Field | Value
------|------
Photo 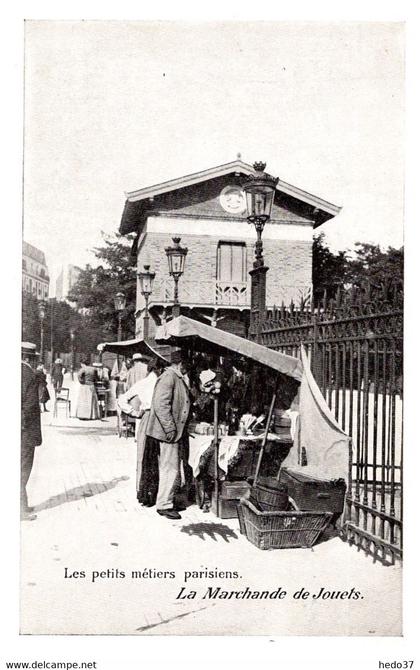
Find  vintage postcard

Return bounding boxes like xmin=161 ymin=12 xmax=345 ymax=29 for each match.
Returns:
xmin=17 ymin=19 xmax=407 ymax=647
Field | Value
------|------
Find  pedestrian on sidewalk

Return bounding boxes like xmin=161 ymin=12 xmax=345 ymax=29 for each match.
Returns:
xmin=147 ymin=350 xmax=191 ymax=520
xmin=117 ymin=357 xmax=166 ymax=506
xmin=21 ymin=342 xmax=42 ymax=521
xmin=75 ymin=359 xmax=100 ymax=420
xmin=35 ymin=363 xmax=50 ymax=412
xmin=51 ymin=358 xmax=64 ymax=394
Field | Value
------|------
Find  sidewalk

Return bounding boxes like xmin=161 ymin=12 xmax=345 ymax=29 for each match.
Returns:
xmin=20 ymin=374 xmax=402 ymax=636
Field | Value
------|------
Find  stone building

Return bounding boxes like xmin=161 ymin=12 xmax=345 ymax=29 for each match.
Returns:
xmin=22 ymin=241 xmax=50 ymax=300
xmin=55 ymin=264 xmax=82 ymax=302
xmin=119 ymin=159 xmax=340 ymax=338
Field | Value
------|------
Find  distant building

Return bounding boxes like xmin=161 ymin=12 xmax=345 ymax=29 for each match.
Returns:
xmin=22 ymin=241 xmax=50 ymax=300
xmin=55 ymin=264 xmax=82 ymax=301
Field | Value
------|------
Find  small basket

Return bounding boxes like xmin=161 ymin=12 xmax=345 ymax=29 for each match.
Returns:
xmin=253 ymin=480 xmax=289 ymax=511
xmin=237 ymin=497 xmax=332 ymax=550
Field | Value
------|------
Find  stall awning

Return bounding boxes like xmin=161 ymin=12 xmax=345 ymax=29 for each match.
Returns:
xmin=97 ymin=337 xmax=168 ymax=361
xmin=154 ymin=316 xmax=302 ymax=381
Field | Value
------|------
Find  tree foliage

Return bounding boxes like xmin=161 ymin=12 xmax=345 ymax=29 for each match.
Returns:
xmin=312 ymin=234 xmax=404 ymax=302
xmin=312 ymin=233 xmax=349 ymax=301
xmin=68 ymin=232 xmax=137 ymax=342
xmin=21 ymin=292 xmax=101 ymax=359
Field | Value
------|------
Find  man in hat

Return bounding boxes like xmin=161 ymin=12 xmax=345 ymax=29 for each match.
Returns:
xmin=147 ymin=350 xmax=191 ymax=519
xmin=117 ymin=357 xmax=166 ymax=504
xmin=126 ymin=353 xmax=149 ymax=389
xmin=21 ymin=342 xmax=42 ymax=521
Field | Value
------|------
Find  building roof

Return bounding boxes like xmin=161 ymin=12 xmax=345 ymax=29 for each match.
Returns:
xmin=22 ymin=241 xmax=47 ymax=266
xmin=120 ymin=159 xmax=341 ymax=235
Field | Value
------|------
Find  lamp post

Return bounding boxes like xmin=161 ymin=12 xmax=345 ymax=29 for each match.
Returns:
xmin=138 ymin=264 xmax=156 ymax=340
xmin=69 ymin=328 xmax=75 ymax=380
xmin=243 ymin=161 xmax=278 ymax=342
xmin=114 ymin=292 xmax=126 ymax=341
xmin=38 ymin=300 xmax=46 ymax=364
xmin=165 ymin=236 xmax=188 ymax=318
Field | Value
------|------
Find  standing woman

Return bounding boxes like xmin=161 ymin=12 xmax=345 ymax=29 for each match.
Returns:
xmin=76 ymin=358 xmax=100 ymax=420
xmin=35 ymin=363 xmax=50 ymax=412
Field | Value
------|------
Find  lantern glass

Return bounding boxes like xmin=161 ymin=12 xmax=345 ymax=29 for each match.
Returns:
xmin=141 ymin=275 xmax=152 ymax=294
xmin=114 ymin=292 xmax=126 ymax=311
xmin=138 ymin=265 xmax=155 ymax=296
xmin=243 ymin=161 xmax=278 ymax=224
xmin=245 ymin=184 xmax=276 ymax=222
xmin=165 ymin=237 xmax=188 ymax=277
xmin=38 ymin=301 xmax=46 ymax=320
xmin=170 ymin=253 xmax=184 ymax=275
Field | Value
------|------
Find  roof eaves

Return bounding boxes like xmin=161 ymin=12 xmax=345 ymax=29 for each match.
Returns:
xmin=125 ymin=160 xmax=253 ymax=202
xmin=124 ymin=159 xmax=341 ymax=218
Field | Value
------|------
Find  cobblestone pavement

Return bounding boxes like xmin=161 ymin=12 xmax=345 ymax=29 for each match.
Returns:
xmin=20 ymin=375 xmax=402 ymax=636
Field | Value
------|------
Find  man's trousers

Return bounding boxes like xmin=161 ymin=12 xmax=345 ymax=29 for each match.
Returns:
xmin=156 ymin=442 xmax=180 ymax=510
xmin=21 ymin=443 xmax=35 ymax=513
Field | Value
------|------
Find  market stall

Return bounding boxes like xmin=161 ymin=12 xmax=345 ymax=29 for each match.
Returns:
xmin=154 ymin=316 xmax=350 ymax=529
xmin=97 ymin=337 xmax=168 ymax=360
xmin=97 ymin=337 xmax=169 ymax=433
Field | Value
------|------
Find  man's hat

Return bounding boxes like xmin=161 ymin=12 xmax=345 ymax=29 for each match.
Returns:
xmin=133 ymin=353 xmax=149 ymax=362
xmin=92 ymin=362 xmax=103 ymax=368
xmin=21 ymin=342 xmax=37 ymax=355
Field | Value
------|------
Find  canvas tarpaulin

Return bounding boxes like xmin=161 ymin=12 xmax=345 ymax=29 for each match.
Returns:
xmin=154 ymin=315 xmax=303 ymax=381
xmin=281 ymin=347 xmax=351 ymax=486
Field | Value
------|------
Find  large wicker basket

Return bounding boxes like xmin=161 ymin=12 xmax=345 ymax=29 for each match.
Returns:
xmin=237 ymin=497 xmax=332 ymax=550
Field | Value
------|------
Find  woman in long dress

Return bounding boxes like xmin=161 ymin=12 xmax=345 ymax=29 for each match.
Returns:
xmin=76 ymin=359 xmax=100 ymax=420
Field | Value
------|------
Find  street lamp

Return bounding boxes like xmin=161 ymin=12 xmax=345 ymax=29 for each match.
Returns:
xmin=165 ymin=236 xmax=188 ymax=318
xmin=243 ymin=161 xmax=278 ymax=342
xmin=138 ymin=264 xmax=155 ymax=340
xmin=69 ymin=328 xmax=75 ymax=380
xmin=114 ymin=291 xmax=126 ymax=341
xmin=38 ymin=300 xmax=47 ymax=363
xmin=243 ymin=161 xmax=279 ymax=267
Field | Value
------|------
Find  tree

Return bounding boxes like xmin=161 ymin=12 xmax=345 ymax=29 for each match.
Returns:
xmin=68 ymin=232 xmax=137 ymax=343
xmin=312 ymin=235 xmax=404 ymax=303
xmin=312 ymin=233 xmax=349 ymax=301
xmin=22 ymin=291 xmax=42 ymax=346
xmin=21 ymin=293 xmax=101 ymax=359
xmin=345 ymin=243 xmax=404 ymax=291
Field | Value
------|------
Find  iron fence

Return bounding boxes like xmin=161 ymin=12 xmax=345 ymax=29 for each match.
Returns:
xmin=249 ymin=282 xmax=403 ymax=564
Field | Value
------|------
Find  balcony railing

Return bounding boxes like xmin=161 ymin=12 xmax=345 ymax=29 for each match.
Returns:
xmin=148 ymin=279 xmax=312 ymax=310
xmin=150 ymin=278 xmax=250 ymax=307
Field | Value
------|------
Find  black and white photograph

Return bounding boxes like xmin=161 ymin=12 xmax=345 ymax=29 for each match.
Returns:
xmin=4 ymin=9 xmax=418 ymax=665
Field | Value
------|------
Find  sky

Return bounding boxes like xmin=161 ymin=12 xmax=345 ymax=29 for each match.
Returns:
xmin=23 ymin=21 xmax=404 ymax=291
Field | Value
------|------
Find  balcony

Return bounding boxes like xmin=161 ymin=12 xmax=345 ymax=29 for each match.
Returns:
xmin=150 ymin=278 xmax=250 ymax=309
xmin=148 ymin=279 xmax=312 ymax=310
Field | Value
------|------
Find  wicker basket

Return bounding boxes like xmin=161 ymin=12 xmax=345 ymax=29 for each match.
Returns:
xmin=237 ymin=497 xmax=332 ymax=550
xmin=253 ymin=480 xmax=289 ymax=511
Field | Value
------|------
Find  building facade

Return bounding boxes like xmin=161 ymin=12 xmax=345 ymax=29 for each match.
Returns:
xmin=55 ymin=264 xmax=82 ymax=301
xmin=22 ymin=241 xmax=50 ymax=300
xmin=119 ymin=159 xmax=341 ymax=338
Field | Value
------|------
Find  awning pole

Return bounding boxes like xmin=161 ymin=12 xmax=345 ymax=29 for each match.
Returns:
xmin=213 ymin=395 xmax=220 ymax=515
xmin=253 ymin=376 xmax=279 ymax=486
